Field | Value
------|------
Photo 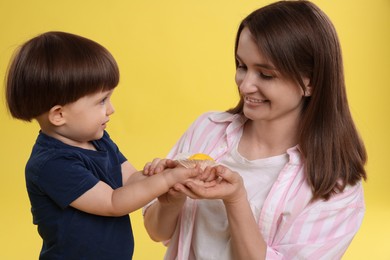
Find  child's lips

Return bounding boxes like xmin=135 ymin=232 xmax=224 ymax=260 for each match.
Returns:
xmin=102 ymin=120 xmax=109 ymax=127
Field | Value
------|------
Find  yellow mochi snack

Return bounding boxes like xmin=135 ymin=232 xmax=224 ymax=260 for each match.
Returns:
xmin=188 ymin=153 xmax=215 ymax=161
xmin=176 ymin=153 xmax=216 ymax=170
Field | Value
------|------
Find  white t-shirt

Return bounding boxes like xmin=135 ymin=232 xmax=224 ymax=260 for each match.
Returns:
xmin=190 ymin=143 xmax=288 ymax=260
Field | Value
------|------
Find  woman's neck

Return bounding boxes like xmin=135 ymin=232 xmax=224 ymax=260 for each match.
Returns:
xmin=238 ymin=119 xmax=299 ymax=160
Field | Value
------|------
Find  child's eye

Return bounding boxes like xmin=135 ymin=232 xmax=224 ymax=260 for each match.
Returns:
xmin=100 ymin=97 xmax=108 ymax=104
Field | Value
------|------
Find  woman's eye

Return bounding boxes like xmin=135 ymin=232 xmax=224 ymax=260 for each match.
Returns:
xmin=259 ymin=72 xmax=274 ymax=80
xmin=237 ymin=64 xmax=246 ymax=70
xmin=236 ymin=60 xmax=246 ymax=70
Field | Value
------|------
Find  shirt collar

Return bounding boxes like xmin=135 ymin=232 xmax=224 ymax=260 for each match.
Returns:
xmin=209 ymin=112 xmax=303 ymax=164
xmin=208 ymin=111 xmax=245 ymax=123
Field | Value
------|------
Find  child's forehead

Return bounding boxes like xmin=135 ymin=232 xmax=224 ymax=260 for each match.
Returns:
xmin=91 ymin=88 xmax=115 ymax=97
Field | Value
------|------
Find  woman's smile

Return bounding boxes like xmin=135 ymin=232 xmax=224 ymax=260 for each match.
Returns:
xmin=244 ymin=96 xmax=269 ymax=105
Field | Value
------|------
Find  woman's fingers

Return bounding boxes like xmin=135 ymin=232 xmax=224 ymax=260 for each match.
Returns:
xmin=181 ymin=165 xmax=245 ymax=201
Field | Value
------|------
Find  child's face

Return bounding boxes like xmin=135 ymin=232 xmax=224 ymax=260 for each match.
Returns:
xmin=59 ymin=89 xmax=115 ymax=147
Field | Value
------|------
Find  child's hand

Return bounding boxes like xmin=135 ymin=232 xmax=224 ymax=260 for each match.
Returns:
xmin=143 ymin=158 xmax=179 ymax=176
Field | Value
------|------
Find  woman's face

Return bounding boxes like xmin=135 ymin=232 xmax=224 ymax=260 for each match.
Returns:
xmin=235 ymin=27 xmax=310 ymax=125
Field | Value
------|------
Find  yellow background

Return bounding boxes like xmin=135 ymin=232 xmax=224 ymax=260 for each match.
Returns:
xmin=0 ymin=0 xmax=389 ymax=259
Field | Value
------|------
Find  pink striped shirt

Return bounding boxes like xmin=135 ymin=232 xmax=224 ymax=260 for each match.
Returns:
xmin=148 ymin=111 xmax=365 ymax=260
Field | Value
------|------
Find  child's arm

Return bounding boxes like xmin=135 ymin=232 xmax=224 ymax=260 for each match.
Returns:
xmin=69 ymin=162 xmax=200 ymax=217
xmin=121 ymin=160 xmax=138 ymax=185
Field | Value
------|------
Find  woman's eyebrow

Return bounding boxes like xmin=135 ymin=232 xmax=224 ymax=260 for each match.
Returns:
xmin=235 ymin=54 xmax=277 ymax=70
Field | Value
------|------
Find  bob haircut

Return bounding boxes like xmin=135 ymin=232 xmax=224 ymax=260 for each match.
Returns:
xmin=5 ymin=31 xmax=119 ymax=121
xmin=228 ymin=0 xmax=367 ymax=201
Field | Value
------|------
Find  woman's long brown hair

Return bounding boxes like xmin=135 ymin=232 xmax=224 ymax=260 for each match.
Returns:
xmin=228 ymin=1 xmax=367 ymax=201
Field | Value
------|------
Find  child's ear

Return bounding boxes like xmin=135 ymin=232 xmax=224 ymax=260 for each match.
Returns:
xmin=48 ymin=105 xmax=66 ymax=126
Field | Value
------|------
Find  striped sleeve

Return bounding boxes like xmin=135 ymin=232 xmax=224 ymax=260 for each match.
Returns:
xmin=265 ymin=182 xmax=365 ymax=259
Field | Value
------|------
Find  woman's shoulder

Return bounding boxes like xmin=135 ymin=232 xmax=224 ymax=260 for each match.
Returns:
xmin=184 ymin=112 xmax=247 ymax=142
xmin=193 ymin=111 xmax=243 ymax=125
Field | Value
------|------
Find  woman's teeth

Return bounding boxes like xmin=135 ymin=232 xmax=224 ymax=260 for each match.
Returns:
xmin=245 ymin=97 xmax=267 ymax=103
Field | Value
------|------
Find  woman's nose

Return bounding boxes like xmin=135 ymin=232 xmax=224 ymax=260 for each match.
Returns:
xmin=237 ymin=72 xmax=257 ymax=93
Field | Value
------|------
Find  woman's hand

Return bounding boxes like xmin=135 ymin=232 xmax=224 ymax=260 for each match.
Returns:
xmin=177 ymin=165 xmax=247 ymax=203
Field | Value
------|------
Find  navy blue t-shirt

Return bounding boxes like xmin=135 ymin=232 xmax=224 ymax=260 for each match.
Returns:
xmin=25 ymin=131 xmax=134 ymax=259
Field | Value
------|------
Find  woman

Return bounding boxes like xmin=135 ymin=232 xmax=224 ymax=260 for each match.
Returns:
xmin=143 ymin=1 xmax=367 ymax=259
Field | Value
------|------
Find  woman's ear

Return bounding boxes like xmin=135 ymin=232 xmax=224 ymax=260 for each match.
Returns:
xmin=303 ymin=77 xmax=312 ymax=97
xmin=48 ymin=105 xmax=66 ymax=126
xmin=304 ymin=86 xmax=312 ymax=97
